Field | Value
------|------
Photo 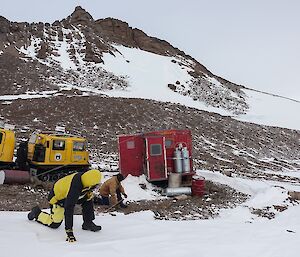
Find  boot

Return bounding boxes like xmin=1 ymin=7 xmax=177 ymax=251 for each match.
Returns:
xmin=82 ymin=221 xmax=102 ymax=232
xmin=93 ymin=196 xmax=103 ymax=205
xmin=119 ymin=202 xmax=128 ymax=208
xmin=27 ymin=206 xmax=41 ymax=220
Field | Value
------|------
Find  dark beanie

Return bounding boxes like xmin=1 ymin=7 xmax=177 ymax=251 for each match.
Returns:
xmin=117 ymin=173 xmax=124 ymax=182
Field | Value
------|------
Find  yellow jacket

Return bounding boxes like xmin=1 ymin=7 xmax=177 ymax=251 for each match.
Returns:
xmin=49 ymin=169 xmax=102 ymax=205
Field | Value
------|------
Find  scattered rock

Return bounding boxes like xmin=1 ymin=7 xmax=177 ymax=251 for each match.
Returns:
xmin=174 ymin=194 xmax=189 ymax=201
xmin=168 ymin=83 xmax=176 ymax=91
xmin=288 ymin=191 xmax=300 ymax=200
xmin=222 ymin=170 xmax=232 ymax=177
xmin=139 ymin=183 xmax=147 ymax=190
xmin=273 ymin=205 xmax=288 ymax=212
xmin=286 ymin=230 xmax=296 ymax=233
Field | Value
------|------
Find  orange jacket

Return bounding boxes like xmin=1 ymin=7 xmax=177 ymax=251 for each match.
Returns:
xmin=99 ymin=176 xmax=125 ymax=205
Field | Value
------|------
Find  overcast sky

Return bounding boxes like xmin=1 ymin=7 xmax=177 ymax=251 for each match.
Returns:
xmin=1 ymin=0 xmax=300 ymax=100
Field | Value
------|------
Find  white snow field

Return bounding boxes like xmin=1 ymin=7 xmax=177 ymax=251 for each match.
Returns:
xmin=1 ymin=170 xmax=300 ymax=257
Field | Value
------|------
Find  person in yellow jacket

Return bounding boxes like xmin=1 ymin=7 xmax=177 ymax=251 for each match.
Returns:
xmin=99 ymin=173 xmax=128 ymax=208
xmin=27 ymin=169 xmax=102 ymax=242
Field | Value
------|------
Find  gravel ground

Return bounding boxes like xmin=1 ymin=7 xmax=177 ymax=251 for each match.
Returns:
xmin=0 ymin=180 xmax=249 ymax=220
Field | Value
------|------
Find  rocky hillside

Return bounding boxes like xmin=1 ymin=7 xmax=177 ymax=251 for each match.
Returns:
xmin=0 ymin=6 xmax=300 ymax=183
xmin=1 ymin=95 xmax=300 ymax=183
xmin=0 ymin=6 xmax=247 ymax=115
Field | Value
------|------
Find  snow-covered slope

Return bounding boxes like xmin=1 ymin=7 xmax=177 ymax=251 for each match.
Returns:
xmin=1 ymin=7 xmax=299 ymax=130
xmin=99 ymin=45 xmax=300 ymax=131
xmin=16 ymin=37 xmax=300 ymax=130
xmin=238 ymin=89 xmax=300 ymax=130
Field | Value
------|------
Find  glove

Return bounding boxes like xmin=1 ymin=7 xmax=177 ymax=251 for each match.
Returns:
xmin=123 ymin=193 xmax=128 ymax=198
xmin=66 ymin=229 xmax=77 ymax=242
xmin=86 ymin=191 xmax=94 ymax=201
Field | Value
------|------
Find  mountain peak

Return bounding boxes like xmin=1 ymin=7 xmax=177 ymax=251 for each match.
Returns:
xmin=67 ymin=6 xmax=94 ymax=25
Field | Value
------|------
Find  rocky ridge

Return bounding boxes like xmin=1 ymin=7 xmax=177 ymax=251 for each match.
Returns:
xmin=0 ymin=6 xmax=247 ymax=115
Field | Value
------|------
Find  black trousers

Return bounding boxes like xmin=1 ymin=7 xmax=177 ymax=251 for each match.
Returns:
xmin=82 ymin=199 xmax=95 ymax=222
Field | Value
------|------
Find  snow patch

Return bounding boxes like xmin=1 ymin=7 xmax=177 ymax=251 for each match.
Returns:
xmin=122 ymin=175 xmax=162 ymax=201
xmin=0 ymin=171 xmax=5 ymax=184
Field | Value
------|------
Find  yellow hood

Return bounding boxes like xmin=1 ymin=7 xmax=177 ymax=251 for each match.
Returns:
xmin=81 ymin=169 xmax=102 ymax=188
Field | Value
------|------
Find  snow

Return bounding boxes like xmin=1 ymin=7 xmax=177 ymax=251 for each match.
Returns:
xmin=0 ymin=171 xmax=4 ymax=184
xmin=99 ymin=45 xmax=231 ymax=117
xmin=19 ymin=37 xmax=42 ymax=59
xmin=50 ymin=28 xmax=78 ymax=71
xmin=98 ymin=45 xmax=300 ymax=131
xmin=99 ymin=174 xmax=162 ymax=201
xmin=1 ymin=170 xmax=300 ymax=257
xmin=262 ymin=169 xmax=300 ymax=180
xmin=238 ymin=89 xmax=300 ymax=130
xmin=121 ymin=175 xmax=162 ymax=201
xmin=0 ymin=91 xmax=58 ymax=101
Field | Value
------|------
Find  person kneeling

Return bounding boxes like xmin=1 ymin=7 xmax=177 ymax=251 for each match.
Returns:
xmin=98 ymin=173 xmax=128 ymax=208
xmin=27 ymin=169 xmax=102 ymax=242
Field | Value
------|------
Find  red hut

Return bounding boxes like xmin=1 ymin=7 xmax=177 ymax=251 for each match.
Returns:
xmin=118 ymin=129 xmax=194 ymax=184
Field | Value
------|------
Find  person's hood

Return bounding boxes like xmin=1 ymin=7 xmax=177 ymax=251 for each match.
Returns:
xmin=81 ymin=169 xmax=102 ymax=188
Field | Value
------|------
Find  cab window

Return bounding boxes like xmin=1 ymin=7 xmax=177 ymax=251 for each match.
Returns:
xmin=52 ymin=140 xmax=65 ymax=150
xmin=73 ymin=141 xmax=85 ymax=151
xmin=0 ymin=132 xmax=3 ymax=144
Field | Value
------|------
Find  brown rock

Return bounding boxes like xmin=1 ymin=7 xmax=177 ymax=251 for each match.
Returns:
xmin=222 ymin=170 xmax=232 ymax=177
xmin=95 ymin=18 xmax=134 ymax=46
xmin=288 ymin=191 xmax=300 ymax=200
xmin=36 ymin=41 xmax=49 ymax=59
xmin=168 ymin=84 xmax=176 ymax=92
xmin=52 ymin=20 xmax=61 ymax=27
xmin=68 ymin=6 xmax=93 ymax=25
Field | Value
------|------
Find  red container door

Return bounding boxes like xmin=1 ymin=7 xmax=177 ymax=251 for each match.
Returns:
xmin=145 ymin=136 xmax=167 ymax=181
xmin=118 ymin=135 xmax=143 ymax=177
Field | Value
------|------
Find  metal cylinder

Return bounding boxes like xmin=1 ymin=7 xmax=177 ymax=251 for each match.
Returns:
xmin=182 ymin=147 xmax=190 ymax=172
xmin=191 ymin=177 xmax=205 ymax=196
xmin=168 ymin=173 xmax=182 ymax=188
xmin=3 ymin=170 xmax=31 ymax=184
xmin=165 ymin=187 xmax=192 ymax=197
xmin=174 ymin=147 xmax=183 ymax=173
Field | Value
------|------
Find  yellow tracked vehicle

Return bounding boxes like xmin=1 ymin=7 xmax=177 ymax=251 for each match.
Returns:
xmin=25 ymin=131 xmax=90 ymax=181
xmin=1 ymin=123 xmax=90 ymax=181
